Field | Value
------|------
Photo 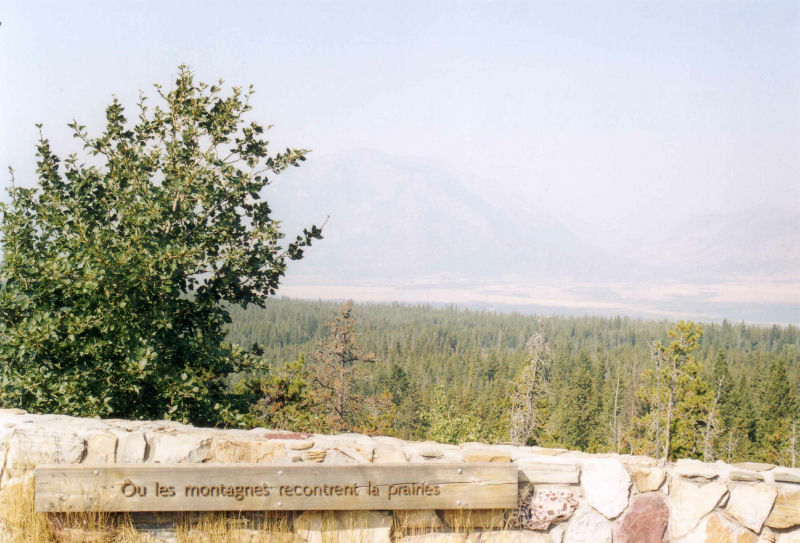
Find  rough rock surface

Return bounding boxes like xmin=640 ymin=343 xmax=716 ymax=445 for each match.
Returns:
xmin=614 ymin=493 xmax=668 ymax=543
xmin=4 ymin=422 xmax=86 ymax=481
xmin=463 ymin=449 xmax=512 ymax=463
xmin=725 ymin=483 xmax=778 ymax=533
xmin=116 ymin=431 xmax=147 ymax=463
xmin=207 ymin=438 xmax=286 ymax=464
xmin=777 ymin=531 xmax=800 ymax=543
xmin=668 ymin=479 xmax=728 ymax=540
xmin=471 ymin=531 xmax=552 ymax=543
xmin=563 ymin=506 xmax=612 ymax=543
xmin=549 ymin=524 xmax=565 ymax=543
xmin=767 ymin=489 xmax=800 ymax=529
xmin=0 ymin=410 xmax=797 ymax=543
xmin=733 ymin=462 xmax=775 ymax=472
xmin=145 ymin=433 xmax=211 ymax=464
xmin=581 ymin=458 xmax=630 ymax=519
xmin=774 ymin=471 xmax=800 ymax=484
xmin=674 ymin=459 xmax=721 ymax=480
xmin=398 ymin=535 xmax=467 ymax=543
xmin=630 ymin=466 xmax=666 ymax=492
xmin=517 ymin=462 xmax=580 ymax=484
xmin=84 ymin=432 xmax=117 ymax=464
xmin=518 ymin=487 xmax=578 ymax=530
xmin=677 ymin=512 xmax=757 ymax=543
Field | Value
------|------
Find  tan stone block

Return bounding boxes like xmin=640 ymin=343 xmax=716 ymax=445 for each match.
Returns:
xmin=733 ymin=462 xmax=775 ymax=472
xmin=667 ymin=479 xmax=728 ymax=540
xmin=397 ymin=535 xmax=467 ymax=543
xmin=726 ymin=483 xmax=777 ymax=533
xmin=470 ymin=531 xmax=552 ymax=543
xmin=208 ymin=439 xmax=286 ymax=464
xmin=463 ymin=449 xmax=512 ymax=463
xmin=774 ymin=471 xmax=800 ymax=484
xmin=629 ymin=466 xmax=665 ymax=492
xmin=679 ymin=512 xmax=757 ymax=543
xmin=84 ymin=433 xmax=117 ymax=464
xmin=759 ymin=527 xmax=777 ymax=543
xmin=767 ymin=489 xmax=800 ymax=529
xmin=182 ymin=527 xmax=295 ymax=542
xmin=777 ymin=528 xmax=800 ymax=543
xmin=444 ymin=509 xmax=507 ymax=530
xmin=729 ymin=471 xmax=764 ymax=482
xmin=116 ymin=431 xmax=147 ymax=463
xmin=4 ymin=425 xmax=86 ymax=478
xmin=516 ymin=462 xmax=580 ymax=484
xmin=674 ymin=458 xmax=720 ymax=480
xmin=374 ymin=448 xmax=409 ymax=463
xmin=289 ymin=440 xmax=314 ymax=451
xmin=527 ymin=447 xmax=567 ymax=456
xmin=421 ymin=449 xmax=444 ymax=459
xmin=145 ymin=433 xmax=211 ymax=464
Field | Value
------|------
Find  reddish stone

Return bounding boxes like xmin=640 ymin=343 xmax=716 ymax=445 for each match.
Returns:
xmin=614 ymin=493 xmax=668 ymax=543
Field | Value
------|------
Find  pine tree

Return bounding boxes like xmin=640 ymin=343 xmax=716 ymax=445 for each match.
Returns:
xmin=634 ymin=321 xmax=714 ymax=460
xmin=308 ymin=300 xmax=391 ymax=433
xmin=555 ymin=351 xmax=597 ymax=451
xmin=758 ymin=357 xmax=798 ymax=464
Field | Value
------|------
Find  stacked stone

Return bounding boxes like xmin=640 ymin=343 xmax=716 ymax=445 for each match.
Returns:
xmin=0 ymin=409 xmax=799 ymax=542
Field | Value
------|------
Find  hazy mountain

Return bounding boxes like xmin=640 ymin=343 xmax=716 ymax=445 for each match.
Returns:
xmin=270 ymin=150 xmax=629 ymax=283
xmin=262 ymin=150 xmax=797 ymax=323
xmin=620 ymin=206 xmax=800 ymax=281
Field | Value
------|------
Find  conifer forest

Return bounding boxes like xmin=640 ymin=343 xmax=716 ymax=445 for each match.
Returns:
xmin=227 ymin=298 xmax=800 ymax=466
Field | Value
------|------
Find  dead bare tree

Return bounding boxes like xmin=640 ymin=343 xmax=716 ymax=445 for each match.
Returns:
xmin=649 ymin=341 xmax=665 ymax=459
xmin=611 ymin=365 xmax=621 ymax=454
xmin=703 ymin=377 xmax=724 ymax=462
xmin=508 ymin=322 xmax=551 ymax=446
xmin=309 ymin=300 xmax=377 ymax=432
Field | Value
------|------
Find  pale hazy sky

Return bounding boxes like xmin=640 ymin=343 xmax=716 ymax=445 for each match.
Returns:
xmin=1 ymin=1 xmax=798 ymax=231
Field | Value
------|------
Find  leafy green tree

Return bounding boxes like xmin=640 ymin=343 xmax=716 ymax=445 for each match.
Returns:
xmin=422 ymin=385 xmax=481 ymax=444
xmin=0 ymin=66 xmax=322 ymax=425
xmin=238 ymin=355 xmax=320 ymax=432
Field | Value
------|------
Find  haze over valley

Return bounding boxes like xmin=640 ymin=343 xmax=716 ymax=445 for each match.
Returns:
xmin=273 ymin=150 xmax=799 ymax=324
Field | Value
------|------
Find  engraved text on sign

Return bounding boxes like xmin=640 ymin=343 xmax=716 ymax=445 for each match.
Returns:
xmin=35 ymin=464 xmax=518 ymax=512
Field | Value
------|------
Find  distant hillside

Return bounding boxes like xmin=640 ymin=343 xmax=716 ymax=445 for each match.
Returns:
xmin=271 ymin=150 xmax=630 ymax=282
xmin=264 ymin=150 xmax=798 ymax=324
xmin=618 ymin=206 xmax=800 ymax=281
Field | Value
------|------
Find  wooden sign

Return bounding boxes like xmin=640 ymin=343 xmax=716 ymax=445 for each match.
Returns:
xmin=35 ymin=464 xmax=518 ymax=512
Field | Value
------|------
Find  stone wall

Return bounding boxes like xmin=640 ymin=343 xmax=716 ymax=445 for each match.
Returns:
xmin=1 ymin=409 xmax=799 ymax=542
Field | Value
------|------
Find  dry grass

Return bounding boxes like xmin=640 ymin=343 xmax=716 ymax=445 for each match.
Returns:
xmin=0 ymin=483 xmax=295 ymax=543
xmin=0 ymin=479 xmax=56 ymax=542
xmin=0 ymin=483 xmax=509 ymax=542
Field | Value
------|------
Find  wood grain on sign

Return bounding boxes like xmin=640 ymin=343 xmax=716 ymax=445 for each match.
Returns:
xmin=35 ymin=464 xmax=518 ymax=512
